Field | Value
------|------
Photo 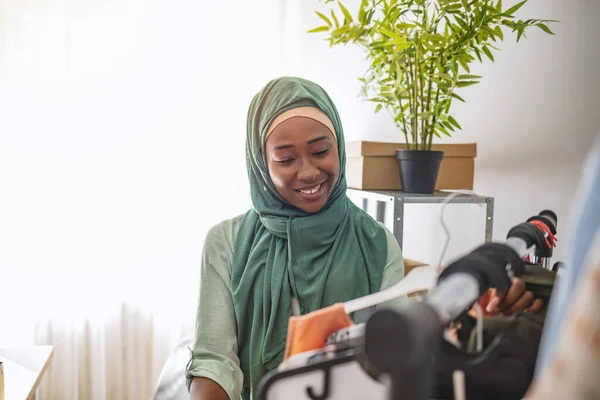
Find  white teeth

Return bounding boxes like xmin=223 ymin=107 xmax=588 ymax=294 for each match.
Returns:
xmin=299 ymin=183 xmax=321 ymax=194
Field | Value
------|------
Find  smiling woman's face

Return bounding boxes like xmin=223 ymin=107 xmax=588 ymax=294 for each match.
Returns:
xmin=265 ymin=116 xmax=340 ymax=214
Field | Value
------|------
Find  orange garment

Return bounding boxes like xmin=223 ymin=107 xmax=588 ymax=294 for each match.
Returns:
xmin=284 ymin=303 xmax=354 ymax=359
xmin=477 ymin=289 xmax=495 ymax=317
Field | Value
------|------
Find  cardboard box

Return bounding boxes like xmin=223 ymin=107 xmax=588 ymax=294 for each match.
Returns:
xmin=346 ymin=141 xmax=477 ymax=190
xmin=404 ymin=258 xmax=427 ymax=276
xmin=404 ymin=258 xmax=429 ymax=299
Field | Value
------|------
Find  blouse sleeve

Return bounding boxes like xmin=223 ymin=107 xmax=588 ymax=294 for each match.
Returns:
xmin=185 ymin=220 xmax=244 ymax=400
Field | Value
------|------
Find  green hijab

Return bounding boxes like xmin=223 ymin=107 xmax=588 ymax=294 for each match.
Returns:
xmin=231 ymin=77 xmax=387 ymax=399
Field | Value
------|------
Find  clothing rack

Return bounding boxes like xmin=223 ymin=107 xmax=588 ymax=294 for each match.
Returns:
xmin=258 ymin=209 xmax=558 ymax=400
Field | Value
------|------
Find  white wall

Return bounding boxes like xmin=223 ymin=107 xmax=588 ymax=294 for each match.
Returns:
xmin=0 ymin=0 xmax=284 ymax=345
xmin=282 ymin=0 xmax=600 ymax=264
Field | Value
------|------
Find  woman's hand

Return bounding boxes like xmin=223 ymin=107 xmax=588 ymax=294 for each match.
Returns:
xmin=485 ymin=277 xmax=544 ymax=316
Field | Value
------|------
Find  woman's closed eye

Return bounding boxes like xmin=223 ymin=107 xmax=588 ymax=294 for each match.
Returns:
xmin=275 ymin=157 xmax=295 ymax=165
xmin=313 ymin=148 xmax=329 ymax=157
xmin=273 ymin=146 xmax=330 ymax=165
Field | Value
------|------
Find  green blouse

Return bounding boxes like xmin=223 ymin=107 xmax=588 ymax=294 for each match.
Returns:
xmin=185 ymin=214 xmax=406 ymax=400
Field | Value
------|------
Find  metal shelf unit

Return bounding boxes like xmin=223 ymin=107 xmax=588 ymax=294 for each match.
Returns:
xmin=347 ymin=189 xmax=495 ymax=250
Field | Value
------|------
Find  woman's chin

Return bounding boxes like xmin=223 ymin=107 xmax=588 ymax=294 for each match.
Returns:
xmin=292 ymin=181 xmax=330 ymax=213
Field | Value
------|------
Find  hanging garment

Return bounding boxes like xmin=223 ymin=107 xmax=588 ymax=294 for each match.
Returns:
xmin=284 ymin=303 xmax=353 ymax=359
xmin=526 ymin=229 xmax=600 ymax=399
xmin=536 ymin=134 xmax=600 ymax=373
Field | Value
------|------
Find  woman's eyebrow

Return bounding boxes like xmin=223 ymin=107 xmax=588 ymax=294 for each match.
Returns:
xmin=307 ymin=136 xmax=329 ymax=145
xmin=273 ymin=144 xmax=294 ymax=151
xmin=273 ymin=136 xmax=330 ymax=151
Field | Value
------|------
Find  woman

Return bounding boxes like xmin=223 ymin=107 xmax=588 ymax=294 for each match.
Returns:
xmin=186 ymin=77 xmax=541 ymax=400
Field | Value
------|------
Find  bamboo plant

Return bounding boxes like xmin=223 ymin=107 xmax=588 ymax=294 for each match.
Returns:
xmin=310 ymin=0 xmax=556 ymax=150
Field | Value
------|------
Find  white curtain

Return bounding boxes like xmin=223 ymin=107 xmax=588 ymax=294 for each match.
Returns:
xmin=0 ymin=0 xmax=284 ymax=398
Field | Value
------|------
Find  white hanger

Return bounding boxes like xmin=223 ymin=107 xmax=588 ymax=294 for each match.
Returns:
xmin=450 ymin=291 xmax=484 ymax=400
xmin=344 ymin=264 xmax=438 ymax=313
xmin=453 ymin=370 xmax=466 ymax=400
xmin=344 ymin=190 xmax=486 ymax=314
xmin=436 ymin=190 xmax=486 ymax=271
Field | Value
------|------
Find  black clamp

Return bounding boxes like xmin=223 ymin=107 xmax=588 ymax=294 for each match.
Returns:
xmin=438 ymin=242 xmax=525 ymax=296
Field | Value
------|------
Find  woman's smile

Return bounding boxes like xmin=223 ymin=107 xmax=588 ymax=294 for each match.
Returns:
xmin=295 ymin=179 xmax=328 ymax=199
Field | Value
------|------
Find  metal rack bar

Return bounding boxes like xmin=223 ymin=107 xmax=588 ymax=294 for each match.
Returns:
xmin=347 ymin=189 xmax=495 ymax=251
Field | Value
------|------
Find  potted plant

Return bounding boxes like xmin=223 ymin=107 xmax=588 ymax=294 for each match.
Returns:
xmin=310 ymin=0 xmax=556 ymax=193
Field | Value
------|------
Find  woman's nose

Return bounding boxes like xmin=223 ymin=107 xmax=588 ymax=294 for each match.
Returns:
xmin=297 ymin=159 xmax=320 ymax=182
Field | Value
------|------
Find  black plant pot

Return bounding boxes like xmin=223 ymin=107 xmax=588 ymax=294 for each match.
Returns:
xmin=395 ymin=150 xmax=444 ymax=194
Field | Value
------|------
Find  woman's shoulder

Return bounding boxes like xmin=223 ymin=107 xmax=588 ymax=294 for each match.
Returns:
xmin=201 ymin=213 xmax=251 ymax=277
xmin=205 ymin=212 xmax=249 ymax=251
xmin=376 ymin=221 xmax=397 ymax=244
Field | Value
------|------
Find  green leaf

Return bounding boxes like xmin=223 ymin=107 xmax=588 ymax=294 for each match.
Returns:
xmin=308 ymin=26 xmax=330 ymax=33
xmin=358 ymin=0 xmax=367 ymax=24
xmin=503 ymin=0 xmax=527 ymax=16
xmin=455 ymin=16 xmax=467 ymax=27
xmin=387 ymin=40 xmax=411 ymax=51
xmin=536 ymin=23 xmax=555 ymax=35
xmin=459 ymin=74 xmax=482 ymax=79
xmin=315 ymin=11 xmax=332 ymax=27
xmin=496 ymin=0 xmax=502 ymax=12
xmin=494 ymin=25 xmax=504 ymax=40
xmin=458 ymin=57 xmax=470 ymax=72
xmin=375 ymin=103 xmax=383 ymax=113
xmin=482 ymin=45 xmax=495 ymax=61
xmin=331 ymin=10 xmax=340 ymax=27
xmin=456 ymin=80 xmax=479 ymax=87
xmin=366 ymin=9 xmax=374 ymax=24
xmin=379 ymin=28 xmax=400 ymax=39
xmin=437 ymin=125 xmax=452 ymax=137
xmin=387 ymin=36 xmax=409 ymax=45
xmin=429 ymin=33 xmax=446 ymax=43
xmin=443 ymin=121 xmax=456 ymax=132
xmin=398 ymin=22 xmax=417 ymax=29
xmin=448 ymin=115 xmax=462 ymax=129
xmin=517 ymin=28 xmax=524 ymax=42
xmin=483 ymin=26 xmax=498 ymax=41
xmin=338 ymin=1 xmax=353 ymax=23
xmin=451 ymin=92 xmax=466 ymax=102
xmin=444 ymin=3 xmax=462 ymax=11
xmin=474 ymin=47 xmax=483 ymax=62
xmin=369 ymin=40 xmax=387 ymax=49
